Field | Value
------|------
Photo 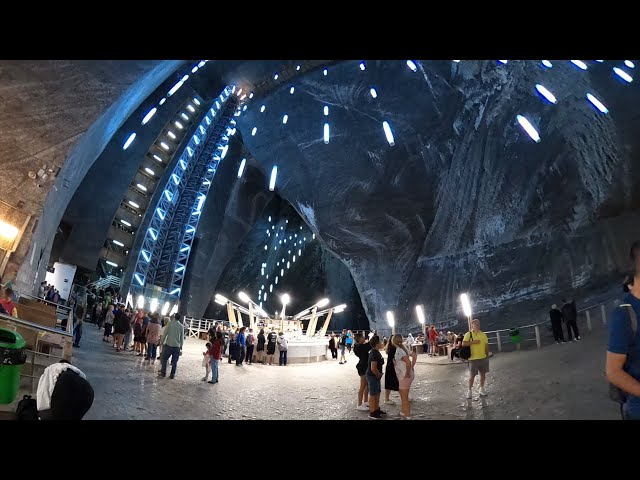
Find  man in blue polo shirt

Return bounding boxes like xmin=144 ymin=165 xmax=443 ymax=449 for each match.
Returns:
xmin=607 ymin=271 xmax=640 ymax=420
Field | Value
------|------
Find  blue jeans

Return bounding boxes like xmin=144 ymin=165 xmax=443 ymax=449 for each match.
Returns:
xmin=147 ymin=343 xmax=157 ymax=360
xmin=279 ymin=350 xmax=288 ymax=366
xmin=161 ymin=345 xmax=181 ymax=377
xmin=366 ymin=374 xmax=381 ymax=395
xmin=73 ymin=323 xmax=83 ymax=346
xmin=210 ymin=358 xmax=219 ymax=383
xmin=124 ymin=330 xmax=132 ymax=349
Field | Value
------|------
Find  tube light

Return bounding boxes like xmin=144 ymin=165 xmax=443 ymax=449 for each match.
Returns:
xmin=149 ymin=227 xmax=158 ymax=241
xmin=145 ymin=167 xmax=155 ymax=175
xmin=161 ymin=301 xmax=171 ymax=315
xmin=112 ymin=240 xmax=124 ymax=247
xmin=160 ymin=142 xmax=170 ymax=151
xmin=316 ymin=298 xmax=330 ymax=308
xmin=613 ymin=67 xmax=633 ymax=83
xmin=181 ymin=113 xmax=189 ymax=121
xmin=159 ymin=98 xmax=166 ymax=105
xmin=221 ymin=145 xmax=229 ymax=159
xmin=274 ymin=73 xmax=279 ymax=80
xmin=324 ymin=123 xmax=329 ymax=144
xmin=214 ymin=298 xmax=226 ymax=306
xmin=239 ymin=291 xmax=250 ymax=303
xmin=193 ymin=98 xmax=201 ymax=106
xmin=174 ymin=121 xmax=183 ymax=129
xmin=128 ymin=200 xmax=139 ymax=209
xmin=541 ymin=60 xmax=552 ymax=68
xmin=535 ymin=84 xmax=557 ymax=104
xmin=282 ymin=114 xmax=288 ymax=124
xmin=164 ymin=190 xmax=172 ymax=201
xmin=141 ymin=250 xmax=150 ymax=262
xmin=516 ymin=115 xmax=541 ymax=142
xmin=187 ymin=104 xmax=195 ymax=113
xmin=296 ymin=65 xmax=301 ymax=70
xmin=386 ymin=311 xmax=395 ymax=327
xmin=156 ymin=208 xmax=165 ymax=220
xmin=625 ymin=60 xmax=635 ymax=69
xmin=123 ymin=133 xmax=136 ymax=150
xmin=252 ymin=127 xmax=257 ymax=136
xmin=106 ymin=260 xmax=118 ymax=267
xmin=179 ymin=159 xmax=187 ymax=170
xmin=586 ymin=93 xmax=608 ymax=113
xmin=406 ymin=60 xmax=417 ymax=72
xmin=142 ymin=107 xmax=157 ymax=125
xmin=570 ymin=60 xmax=588 ymax=70
xmin=249 ymin=93 xmax=254 ymax=99
xmin=167 ymin=80 xmax=183 ymax=96
xmin=120 ymin=219 xmax=131 ymax=227
xmin=498 ymin=60 xmax=508 ymax=64
xmin=237 ymin=158 xmax=246 ymax=178
xmin=334 ymin=304 xmax=347 ymax=313
xmin=181 ymin=75 xmax=188 ymax=82
xmin=370 ymin=88 xmax=377 ymax=98
xmin=137 ymin=295 xmax=145 ymax=309
xmin=360 ymin=62 xmax=365 ymax=70
xmin=290 ymin=87 xmax=295 ymax=94
xmin=260 ymin=105 xmax=266 ymax=113
xmin=136 ymin=183 xmax=147 ymax=192
xmin=324 ymin=105 xmax=329 ymax=116
xmin=134 ymin=273 xmax=144 ymax=285
xmin=323 ymin=69 xmax=328 ymax=76
xmin=460 ymin=293 xmax=472 ymax=317
xmin=240 ymin=95 xmax=246 ymax=100
xmin=281 ymin=293 xmax=290 ymax=305
xmin=269 ymin=166 xmax=277 ymax=191
xmin=416 ymin=305 xmax=425 ymax=324
xmin=215 ymin=294 xmax=229 ymax=304
xmin=167 ymin=131 xmax=176 ymax=140
xmin=382 ymin=121 xmax=395 ymax=146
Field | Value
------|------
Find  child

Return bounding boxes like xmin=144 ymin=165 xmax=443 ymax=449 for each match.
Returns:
xmin=202 ymin=342 xmax=212 ymax=381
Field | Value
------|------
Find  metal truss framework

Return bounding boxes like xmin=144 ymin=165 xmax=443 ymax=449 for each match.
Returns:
xmin=129 ymin=86 xmax=237 ymax=302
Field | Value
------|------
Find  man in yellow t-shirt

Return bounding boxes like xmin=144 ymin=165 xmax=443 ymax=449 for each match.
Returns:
xmin=462 ymin=319 xmax=489 ymax=399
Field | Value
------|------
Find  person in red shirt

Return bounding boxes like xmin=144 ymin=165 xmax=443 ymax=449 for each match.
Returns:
xmin=428 ymin=324 xmax=439 ymax=357
xmin=207 ymin=331 xmax=223 ymax=384
xmin=0 ymin=288 xmax=17 ymax=317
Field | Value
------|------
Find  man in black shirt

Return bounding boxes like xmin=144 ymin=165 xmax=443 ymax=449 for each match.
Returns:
xmin=353 ymin=333 xmax=371 ymax=411
xmin=266 ymin=329 xmax=278 ymax=365
xmin=549 ymin=304 xmax=565 ymax=344
xmin=561 ymin=298 xmax=580 ymax=342
xmin=365 ymin=336 xmax=386 ymax=419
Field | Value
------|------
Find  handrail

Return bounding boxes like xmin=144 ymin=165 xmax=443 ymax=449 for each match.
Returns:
xmin=0 ymin=312 xmax=73 ymax=337
xmin=17 ymin=292 xmax=72 ymax=312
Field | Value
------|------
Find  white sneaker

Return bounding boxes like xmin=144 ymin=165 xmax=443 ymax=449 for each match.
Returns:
xmin=479 ymin=387 xmax=488 ymax=396
xmin=466 ymin=389 xmax=473 ymax=399
xmin=384 ymin=399 xmax=396 ymax=405
xmin=363 ymin=402 xmax=370 ymax=408
xmin=356 ymin=404 xmax=369 ymax=411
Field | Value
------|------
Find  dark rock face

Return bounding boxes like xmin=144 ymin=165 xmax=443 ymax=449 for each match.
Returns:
xmin=228 ymin=60 xmax=640 ymax=332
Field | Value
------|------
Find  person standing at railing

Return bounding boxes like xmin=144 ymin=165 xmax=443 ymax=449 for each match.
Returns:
xmin=607 ymin=271 xmax=640 ymax=420
xmin=463 ymin=319 xmax=490 ymax=399
xmin=549 ymin=304 xmax=566 ymax=344
xmin=561 ymin=298 xmax=580 ymax=342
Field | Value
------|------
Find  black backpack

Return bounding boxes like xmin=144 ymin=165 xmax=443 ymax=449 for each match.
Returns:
xmin=16 ymin=395 xmax=39 ymax=420
xmin=459 ymin=332 xmax=472 ymax=360
xmin=609 ymin=304 xmax=637 ymax=404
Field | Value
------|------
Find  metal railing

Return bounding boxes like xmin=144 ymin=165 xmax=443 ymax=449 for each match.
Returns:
xmin=16 ymin=292 xmax=74 ymax=335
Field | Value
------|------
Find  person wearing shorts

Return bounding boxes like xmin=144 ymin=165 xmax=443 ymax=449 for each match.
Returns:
xmin=353 ymin=333 xmax=371 ymax=411
xmin=365 ymin=336 xmax=386 ymax=419
xmin=463 ymin=319 xmax=490 ymax=399
xmin=392 ymin=334 xmax=417 ymax=419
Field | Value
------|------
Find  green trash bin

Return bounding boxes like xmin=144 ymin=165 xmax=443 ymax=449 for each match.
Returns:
xmin=0 ymin=328 xmax=27 ymax=404
xmin=509 ymin=328 xmax=522 ymax=345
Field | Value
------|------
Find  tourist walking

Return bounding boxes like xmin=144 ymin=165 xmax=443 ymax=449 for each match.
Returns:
xmin=428 ymin=324 xmax=439 ymax=357
xmin=346 ymin=330 xmax=354 ymax=354
xmin=353 ymin=333 xmax=371 ymax=411
xmin=72 ymin=305 xmax=85 ymax=348
xmin=562 ymin=298 xmax=580 ymax=341
xmin=236 ymin=327 xmax=247 ymax=366
xmin=462 ymin=319 xmax=490 ymax=399
xmin=159 ymin=316 xmax=185 ymax=379
xmin=549 ymin=304 xmax=565 ymax=343
xmin=278 ymin=331 xmax=288 ymax=366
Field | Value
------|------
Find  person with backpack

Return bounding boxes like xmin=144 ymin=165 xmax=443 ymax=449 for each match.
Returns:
xmin=607 ymin=271 xmax=640 ymax=420
xmin=462 ymin=319 xmax=490 ymax=399
xmin=266 ymin=328 xmax=278 ymax=365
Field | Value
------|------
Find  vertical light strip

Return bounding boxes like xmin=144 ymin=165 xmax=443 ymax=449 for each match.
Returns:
xmin=269 ymin=166 xmax=278 ymax=191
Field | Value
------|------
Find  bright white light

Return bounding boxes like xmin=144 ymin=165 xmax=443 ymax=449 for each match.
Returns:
xmin=416 ymin=305 xmax=425 ymax=324
xmin=290 ymin=87 xmax=295 ymax=94
xmin=293 ymin=255 xmax=296 ymax=262
xmin=460 ymin=293 xmax=472 ymax=317
xmin=214 ymin=298 xmax=226 ymax=306
xmin=123 ymin=133 xmax=136 ymax=150
xmin=141 ymin=250 xmax=150 ymax=262
xmin=237 ymin=158 xmax=246 ymax=178
xmin=167 ymin=131 xmax=176 ymax=140
xmin=281 ymin=268 xmax=284 ymax=276
xmin=136 ymin=183 xmax=147 ymax=192
xmin=298 ymin=249 xmax=301 ymax=256
xmin=498 ymin=60 xmax=508 ymax=64
xmin=181 ymin=113 xmax=189 ymax=121
xmin=282 ymin=114 xmax=288 ymax=124
xmin=260 ymin=105 xmax=266 ymax=113
xmin=193 ymin=98 xmax=201 ymax=106
xmin=386 ymin=311 xmax=395 ymax=327
xmin=205 ymin=116 xmax=211 ymax=125
xmin=106 ymin=260 xmax=118 ymax=267
xmin=268 ymin=216 xmax=272 ymax=222
xmin=137 ymin=295 xmax=145 ymax=309
xmin=586 ymin=93 xmax=608 ymax=113
xmin=156 ymin=208 xmax=165 ymax=220
xmin=274 ymin=73 xmax=279 ymax=80
xmin=238 ymin=291 xmax=250 ymax=303
xmin=112 ymin=239 xmax=124 ymax=247
xmin=613 ymin=67 xmax=633 ymax=83
xmin=296 ymin=65 xmax=301 ymax=71
xmin=570 ymin=60 xmax=588 ymax=70
xmin=370 ymin=88 xmax=377 ymax=98
xmin=541 ymin=60 xmax=552 ymax=68
xmin=164 ymin=190 xmax=172 ymax=201
xmin=181 ymin=75 xmax=189 ymax=82
xmin=160 ymin=142 xmax=170 ymax=151
xmin=120 ymin=219 xmax=131 ymax=227
xmin=334 ymin=304 xmax=347 ymax=313
xmin=275 ymin=277 xmax=278 ymax=285
xmin=216 ymin=101 xmax=220 ymax=109
xmin=142 ymin=107 xmax=157 ymax=125
xmin=312 ymin=233 xmax=315 ymax=239
xmin=149 ymin=298 xmax=159 ymax=313
xmin=128 ymin=200 xmax=139 ymax=209
xmin=382 ymin=121 xmax=395 ymax=146
xmin=161 ymin=301 xmax=171 ymax=316
xmin=316 ymin=298 xmax=330 ymax=308
xmin=237 ymin=88 xmax=243 ymax=96
xmin=281 ymin=293 xmax=290 ymax=305
xmin=324 ymin=123 xmax=330 ymax=144
xmin=516 ymin=115 xmax=541 ymax=143
xmin=148 ymin=228 xmax=158 ymax=240
xmin=187 ymin=147 xmax=193 ymax=157
xmin=252 ymin=127 xmax=257 ymax=136
xmin=179 ymin=159 xmax=187 ymax=170
xmin=145 ymin=167 xmax=155 ymax=176
xmin=159 ymin=98 xmax=166 ymax=105
xmin=453 ymin=60 xmax=460 ymax=63
xmin=215 ymin=294 xmax=229 ymax=304
xmin=360 ymin=62 xmax=365 ymax=70
xmin=187 ymin=104 xmax=195 ymax=113
xmin=406 ymin=60 xmax=417 ymax=72
xmin=269 ymin=166 xmax=278 ymax=191
xmin=324 ymin=106 xmax=329 ymax=116
xmin=249 ymin=93 xmax=254 ymax=99
xmin=535 ymin=84 xmax=557 ymax=104
xmin=167 ymin=80 xmax=184 ymax=96
xmin=153 ymin=154 xmax=163 ymax=163
xmin=175 ymin=121 xmax=183 ymax=129
xmin=240 ymin=94 xmax=246 ymax=101
xmin=264 ymin=245 xmax=267 ymax=250
xmin=323 ymin=69 xmax=327 ymax=76
xmin=171 ymin=174 xmax=179 ymax=185
xmin=625 ymin=60 xmax=635 ymax=69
